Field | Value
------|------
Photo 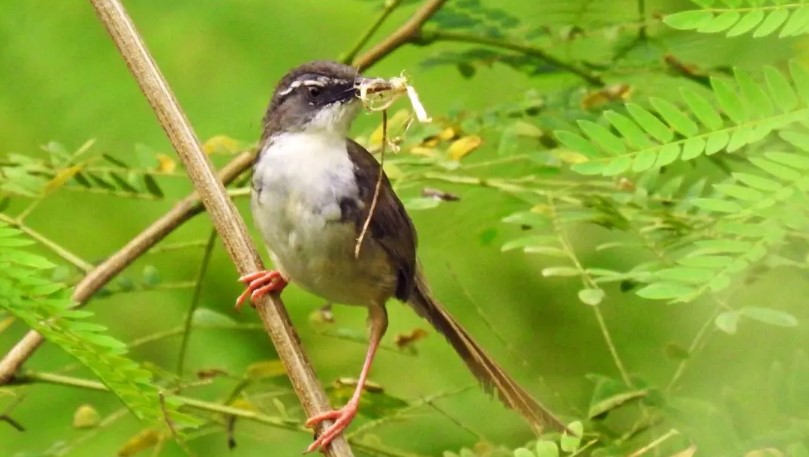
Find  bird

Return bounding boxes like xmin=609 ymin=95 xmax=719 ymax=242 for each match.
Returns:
xmin=237 ymin=60 xmax=565 ymax=452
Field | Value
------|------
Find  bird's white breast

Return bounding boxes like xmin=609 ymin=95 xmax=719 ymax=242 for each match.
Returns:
xmin=251 ymin=131 xmax=396 ymax=306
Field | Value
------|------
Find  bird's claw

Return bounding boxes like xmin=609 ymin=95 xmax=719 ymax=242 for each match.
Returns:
xmin=305 ymin=402 xmax=359 ymax=453
xmin=235 ymin=270 xmax=288 ymax=310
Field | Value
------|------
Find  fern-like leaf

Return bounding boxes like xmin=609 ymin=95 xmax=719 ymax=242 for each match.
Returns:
xmin=0 ymin=222 xmax=199 ymax=428
xmin=664 ymin=1 xmax=809 ymax=38
xmin=556 ymin=62 xmax=809 ymax=176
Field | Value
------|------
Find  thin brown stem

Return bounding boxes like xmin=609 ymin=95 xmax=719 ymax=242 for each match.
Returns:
xmin=352 ymin=0 xmax=449 ymax=70
xmin=341 ymin=0 xmax=406 ymax=64
xmin=176 ymin=229 xmax=218 ymax=384
xmin=355 ymin=110 xmax=387 ymax=257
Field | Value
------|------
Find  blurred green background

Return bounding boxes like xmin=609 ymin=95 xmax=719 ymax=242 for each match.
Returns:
xmin=1 ymin=1 xmax=808 ymax=456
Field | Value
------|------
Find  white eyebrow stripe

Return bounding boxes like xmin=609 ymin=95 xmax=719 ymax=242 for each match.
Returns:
xmin=277 ymin=77 xmax=353 ymax=97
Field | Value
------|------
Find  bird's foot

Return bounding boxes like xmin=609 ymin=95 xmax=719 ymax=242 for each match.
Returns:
xmin=304 ymin=401 xmax=359 ymax=453
xmin=235 ymin=270 xmax=288 ymax=310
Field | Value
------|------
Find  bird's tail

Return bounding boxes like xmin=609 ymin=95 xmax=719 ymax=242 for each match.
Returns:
xmin=407 ymin=273 xmax=566 ymax=433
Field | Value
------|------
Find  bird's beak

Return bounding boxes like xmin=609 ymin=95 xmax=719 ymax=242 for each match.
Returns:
xmin=354 ymin=76 xmax=394 ymax=97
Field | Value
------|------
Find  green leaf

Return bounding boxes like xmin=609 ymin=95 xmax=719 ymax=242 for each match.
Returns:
xmin=735 ymin=68 xmax=774 ymax=118
xmin=604 ymin=111 xmax=654 ymax=149
xmin=694 ymin=239 xmax=752 ymax=253
xmin=502 ymin=211 xmax=549 ymax=227
xmin=779 ymin=5 xmax=809 ymax=37
xmin=705 ymin=131 xmax=729 ymax=155
xmin=534 ymin=441 xmax=559 ymax=457
xmin=570 ymin=160 xmax=606 ymax=175
xmin=650 ymin=98 xmax=698 ymax=136
xmin=541 ymin=266 xmax=581 ymax=277
xmin=654 ymin=267 xmax=713 ymax=283
xmin=765 ymin=152 xmax=809 ymax=170
xmin=501 ymin=235 xmax=555 ymax=252
xmin=6 ymin=251 xmax=56 ymax=269
xmin=404 ymin=197 xmax=441 ymax=210
xmin=750 ymin=157 xmax=802 ymax=181
xmin=693 ymin=198 xmax=742 ymax=213
xmin=524 ymin=246 xmax=569 ymax=257
xmin=578 ymin=288 xmax=605 ymax=306
xmin=727 ymin=10 xmax=765 ymax=36
xmin=555 ymin=130 xmax=601 ymax=158
xmin=560 ymin=421 xmax=583 ymax=452
xmin=632 ymin=149 xmax=657 ymax=172
xmin=790 ymin=61 xmax=809 ymax=106
xmin=142 ymin=175 xmax=164 ymax=198
xmin=714 ymin=183 xmax=763 ymax=201
xmin=754 ymin=8 xmax=790 ymax=37
xmin=141 ymin=265 xmax=161 ymax=288
xmin=681 ymin=88 xmax=723 ymax=130
xmin=711 ymin=77 xmax=747 ymax=123
xmin=741 ymin=307 xmax=799 ymax=327
xmin=588 ymin=389 xmax=647 ymax=418
xmin=681 ymin=137 xmax=706 ymax=160
xmin=698 ymin=11 xmax=741 ymax=33
xmin=764 ymin=66 xmax=798 ymax=112
xmin=602 ymin=156 xmax=632 ymax=176
xmin=514 ymin=449 xmax=534 ymax=457
xmin=678 ymin=255 xmax=732 ymax=269
xmin=732 ymin=172 xmax=782 ymax=191
xmin=656 ymin=143 xmax=683 ymax=168
xmin=636 ymin=282 xmax=695 ymax=300
xmin=716 ymin=311 xmax=740 ymax=334
xmin=191 ymin=308 xmax=236 ymax=326
xmin=664 ymin=10 xmax=715 ymax=30
xmin=577 ymin=120 xmax=626 ymax=154
xmin=626 ymin=103 xmax=673 ymax=143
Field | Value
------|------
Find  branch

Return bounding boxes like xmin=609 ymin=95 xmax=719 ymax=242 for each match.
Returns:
xmin=0 ymin=151 xmax=254 ymax=384
xmin=84 ymin=1 xmax=353 ymax=455
xmin=13 ymin=371 xmax=428 ymax=457
xmin=340 ymin=0 xmax=406 ymax=65
xmin=352 ymin=0 xmax=449 ymax=70
xmin=411 ymin=29 xmax=603 ymax=86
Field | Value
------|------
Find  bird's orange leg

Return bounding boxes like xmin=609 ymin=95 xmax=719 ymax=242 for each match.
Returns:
xmin=305 ymin=306 xmax=387 ymax=453
xmin=235 ymin=270 xmax=288 ymax=310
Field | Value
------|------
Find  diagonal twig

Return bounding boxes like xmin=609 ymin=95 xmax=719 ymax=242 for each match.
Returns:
xmin=351 ymin=0 xmax=448 ymax=70
xmin=84 ymin=0 xmax=353 ymax=455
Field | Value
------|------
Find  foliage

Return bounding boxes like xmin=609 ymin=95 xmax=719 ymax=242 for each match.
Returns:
xmin=2 ymin=0 xmax=809 ymax=457
xmin=664 ymin=0 xmax=809 ymax=38
xmin=0 ymin=222 xmax=195 ymax=426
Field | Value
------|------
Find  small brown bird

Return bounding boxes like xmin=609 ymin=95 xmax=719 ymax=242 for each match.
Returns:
xmin=238 ymin=61 xmax=564 ymax=452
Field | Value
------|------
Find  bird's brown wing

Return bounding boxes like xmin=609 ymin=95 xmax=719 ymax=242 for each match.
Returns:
xmin=344 ymin=139 xmax=417 ymax=301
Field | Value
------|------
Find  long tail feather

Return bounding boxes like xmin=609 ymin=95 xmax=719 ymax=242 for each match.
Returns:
xmin=407 ymin=273 xmax=566 ymax=433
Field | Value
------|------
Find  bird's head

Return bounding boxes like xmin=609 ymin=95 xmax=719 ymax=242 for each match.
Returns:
xmin=262 ymin=61 xmax=380 ymax=139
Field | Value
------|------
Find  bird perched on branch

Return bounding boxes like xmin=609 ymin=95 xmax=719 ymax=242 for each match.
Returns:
xmin=238 ymin=60 xmax=565 ymax=452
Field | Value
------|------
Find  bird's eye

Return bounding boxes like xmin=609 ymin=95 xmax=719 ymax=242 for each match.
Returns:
xmin=307 ymin=86 xmax=322 ymax=98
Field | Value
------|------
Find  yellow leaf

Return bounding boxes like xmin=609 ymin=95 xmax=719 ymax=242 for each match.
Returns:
xmin=553 ymin=149 xmax=589 ymax=164
xmin=45 ymin=165 xmax=82 ymax=194
xmin=118 ymin=428 xmax=162 ymax=457
xmin=155 ymin=154 xmax=176 ymax=173
xmin=438 ymin=127 xmax=456 ymax=141
xmin=73 ymin=403 xmax=100 ymax=429
xmin=245 ymin=360 xmax=287 ymax=380
xmin=410 ymin=146 xmax=438 ymax=157
xmin=202 ymin=135 xmax=241 ymax=155
xmin=448 ymin=135 xmax=483 ymax=161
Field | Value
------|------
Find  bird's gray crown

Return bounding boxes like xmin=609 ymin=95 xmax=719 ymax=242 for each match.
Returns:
xmin=261 ymin=61 xmax=362 ymax=141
